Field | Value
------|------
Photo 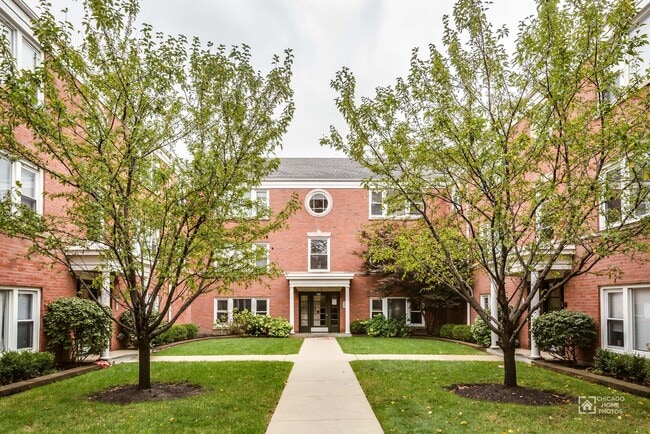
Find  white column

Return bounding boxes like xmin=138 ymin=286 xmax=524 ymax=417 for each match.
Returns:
xmin=529 ymin=271 xmax=541 ymax=359
xmin=345 ymin=284 xmax=350 ymax=334
xmin=490 ymin=277 xmax=499 ymax=349
xmin=289 ymin=284 xmax=295 ymax=334
xmin=100 ymin=272 xmax=111 ymax=360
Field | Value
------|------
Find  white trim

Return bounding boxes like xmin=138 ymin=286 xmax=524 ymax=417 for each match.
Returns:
xmin=260 ymin=180 xmax=363 ymax=189
xmin=213 ymin=296 xmax=270 ymax=326
xmin=601 ymin=284 xmax=650 ymax=357
xmin=285 ymin=272 xmax=354 ymax=288
xmin=0 ymin=286 xmax=40 ymax=352
xmin=308 ymin=235 xmax=330 ymax=272
xmin=305 ymin=189 xmax=333 ymax=217
xmin=369 ymin=296 xmax=424 ymax=327
xmin=0 ymin=155 xmax=44 ymax=215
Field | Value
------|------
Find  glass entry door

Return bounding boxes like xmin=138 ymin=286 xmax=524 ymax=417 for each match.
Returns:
xmin=299 ymin=292 xmax=339 ymax=333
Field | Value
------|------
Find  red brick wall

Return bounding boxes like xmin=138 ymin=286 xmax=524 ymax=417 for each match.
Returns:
xmin=189 ymin=187 xmax=385 ymax=333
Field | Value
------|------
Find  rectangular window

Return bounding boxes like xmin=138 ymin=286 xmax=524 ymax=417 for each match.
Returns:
xmin=600 ymin=161 xmax=650 ymax=228
xmin=16 ymin=293 xmax=33 ymax=349
xmin=0 ymin=20 xmax=15 ymax=56
xmin=0 ymin=156 xmax=42 ymax=213
xmin=254 ymin=243 xmax=270 ymax=269
xmin=20 ymin=39 xmax=38 ymax=72
xmin=0 ymin=290 xmax=8 ymax=352
xmin=370 ymin=298 xmax=383 ymax=317
xmin=215 ymin=299 xmax=229 ymax=324
xmin=633 ymin=288 xmax=650 ymax=353
xmin=388 ymin=298 xmax=407 ymax=319
xmin=0 ymin=287 xmax=39 ymax=352
xmin=602 ymin=286 xmax=650 ymax=355
xmin=213 ymin=297 xmax=270 ymax=326
xmin=242 ymin=188 xmax=269 ymax=218
xmin=603 ymin=167 xmax=623 ymax=225
xmin=370 ymin=191 xmax=383 ymax=217
xmin=479 ymin=294 xmax=490 ymax=310
xmin=370 ymin=297 xmax=423 ymax=326
xmin=0 ymin=157 xmax=11 ymax=199
xmin=409 ymin=303 xmax=423 ymax=326
xmin=369 ymin=190 xmax=421 ymax=219
xmin=309 ymin=238 xmax=329 ymax=271
xmin=606 ymin=291 xmax=624 ymax=348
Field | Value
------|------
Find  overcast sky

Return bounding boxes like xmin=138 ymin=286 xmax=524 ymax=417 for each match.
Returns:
xmin=28 ymin=0 xmax=537 ymax=158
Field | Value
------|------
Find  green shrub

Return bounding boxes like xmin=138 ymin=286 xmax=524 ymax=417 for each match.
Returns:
xmin=43 ymin=297 xmax=113 ymax=366
xmin=182 ymin=323 xmax=199 ymax=339
xmin=0 ymin=351 xmax=55 ymax=385
xmin=118 ymin=310 xmax=165 ymax=347
xmin=531 ymin=310 xmax=596 ymax=365
xmin=350 ymin=319 xmax=369 ymax=335
xmin=153 ymin=324 xmax=189 ymax=346
xmin=451 ymin=324 xmax=473 ymax=342
xmin=472 ymin=316 xmax=491 ymax=347
xmin=594 ymin=348 xmax=650 ymax=385
xmin=366 ymin=314 xmax=412 ymax=338
xmin=439 ymin=324 xmax=457 ymax=339
xmin=223 ymin=310 xmax=292 ymax=338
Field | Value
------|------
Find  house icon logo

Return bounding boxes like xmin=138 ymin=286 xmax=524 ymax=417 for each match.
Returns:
xmin=578 ymin=396 xmax=597 ymax=414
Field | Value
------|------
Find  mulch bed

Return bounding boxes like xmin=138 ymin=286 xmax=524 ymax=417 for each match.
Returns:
xmin=89 ymin=382 xmax=203 ymax=404
xmin=448 ymin=383 xmax=573 ymax=405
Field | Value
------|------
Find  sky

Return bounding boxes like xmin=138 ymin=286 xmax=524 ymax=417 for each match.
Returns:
xmin=26 ymin=0 xmax=538 ymax=158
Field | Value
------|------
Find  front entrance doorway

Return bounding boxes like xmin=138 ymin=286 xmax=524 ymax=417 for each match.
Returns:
xmin=299 ymin=292 xmax=340 ymax=333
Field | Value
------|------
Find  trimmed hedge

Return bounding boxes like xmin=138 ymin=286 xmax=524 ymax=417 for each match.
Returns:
xmin=451 ymin=324 xmax=473 ymax=342
xmin=531 ymin=310 xmax=596 ymax=365
xmin=594 ymin=348 xmax=650 ymax=385
xmin=43 ymin=297 xmax=113 ymax=365
xmin=0 ymin=351 xmax=55 ymax=385
xmin=153 ymin=323 xmax=200 ymax=346
xmin=439 ymin=324 xmax=457 ymax=339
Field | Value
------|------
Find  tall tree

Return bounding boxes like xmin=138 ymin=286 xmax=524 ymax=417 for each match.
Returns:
xmin=358 ymin=220 xmax=467 ymax=335
xmin=0 ymin=0 xmax=297 ymax=389
xmin=324 ymin=0 xmax=650 ymax=387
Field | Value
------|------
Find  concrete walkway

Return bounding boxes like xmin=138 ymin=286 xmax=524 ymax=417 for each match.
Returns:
xmin=119 ymin=338 xmax=502 ymax=433
xmin=265 ymin=337 xmax=383 ymax=434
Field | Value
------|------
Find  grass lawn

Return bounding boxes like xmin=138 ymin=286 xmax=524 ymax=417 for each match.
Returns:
xmin=351 ymin=360 xmax=650 ymax=434
xmin=155 ymin=337 xmax=304 ymax=356
xmin=0 ymin=361 xmax=291 ymax=433
xmin=337 ymin=337 xmax=484 ymax=355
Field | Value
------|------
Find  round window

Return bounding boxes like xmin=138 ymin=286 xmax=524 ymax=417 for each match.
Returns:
xmin=305 ymin=190 xmax=332 ymax=217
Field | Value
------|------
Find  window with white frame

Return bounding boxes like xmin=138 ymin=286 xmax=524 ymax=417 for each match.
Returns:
xmin=601 ymin=286 xmax=650 ymax=355
xmin=0 ymin=19 xmax=15 ymax=57
xmin=0 ymin=155 xmax=42 ymax=213
xmin=369 ymin=297 xmax=424 ymax=326
xmin=0 ymin=287 xmax=40 ymax=352
xmin=213 ymin=297 xmax=269 ymax=325
xmin=241 ymin=188 xmax=269 ymax=218
xmin=479 ymin=294 xmax=490 ymax=310
xmin=600 ymin=160 xmax=650 ymax=229
xmin=254 ymin=242 xmax=270 ymax=268
xmin=0 ymin=16 xmax=41 ymax=79
xmin=369 ymin=190 xmax=421 ymax=218
xmin=305 ymin=189 xmax=332 ymax=217
xmin=308 ymin=236 xmax=329 ymax=271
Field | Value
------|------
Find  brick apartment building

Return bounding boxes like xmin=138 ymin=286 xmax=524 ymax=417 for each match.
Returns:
xmin=190 ymin=158 xmax=466 ymax=336
xmin=1 ymin=0 xmax=648 ymax=362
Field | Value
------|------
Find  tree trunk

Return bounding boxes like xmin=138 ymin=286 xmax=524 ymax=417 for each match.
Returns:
xmin=137 ymin=338 xmax=152 ymax=389
xmin=502 ymin=343 xmax=518 ymax=387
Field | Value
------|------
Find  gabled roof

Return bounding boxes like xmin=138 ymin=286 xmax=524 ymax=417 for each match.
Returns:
xmin=266 ymin=158 xmax=371 ymax=181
